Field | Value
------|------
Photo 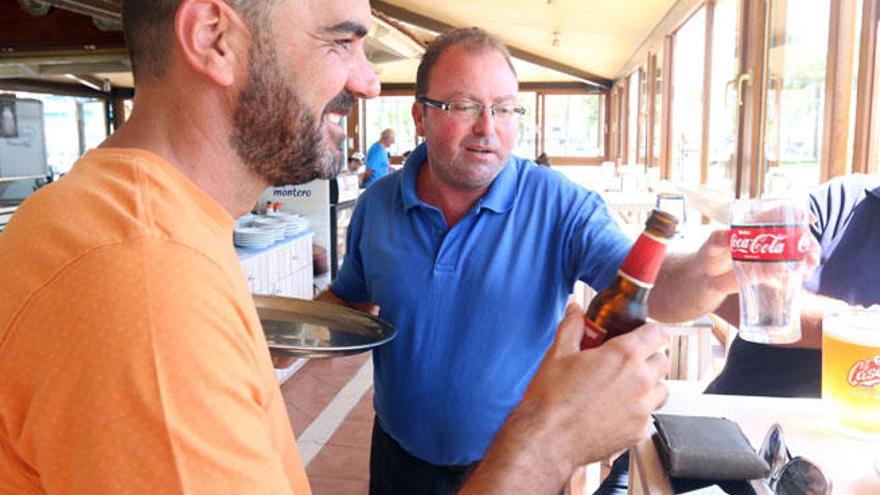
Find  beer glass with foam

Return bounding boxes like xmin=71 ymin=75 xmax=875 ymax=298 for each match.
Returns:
xmin=822 ymin=303 xmax=880 ymax=440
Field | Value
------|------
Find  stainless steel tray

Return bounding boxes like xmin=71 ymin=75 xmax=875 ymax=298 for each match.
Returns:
xmin=254 ymin=295 xmax=396 ymax=359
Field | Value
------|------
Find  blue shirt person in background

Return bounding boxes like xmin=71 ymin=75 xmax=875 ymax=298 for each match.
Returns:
xmin=363 ymin=128 xmax=395 ymax=187
xmin=318 ymin=27 xmax=749 ymax=495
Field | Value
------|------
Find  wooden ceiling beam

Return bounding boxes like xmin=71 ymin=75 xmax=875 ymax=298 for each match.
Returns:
xmin=0 ymin=77 xmax=108 ymax=98
xmin=41 ymin=0 xmax=121 ymax=24
xmin=0 ymin=0 xmax=124 ymax=53
xmin=379 ymin=81 xmax=607 ymax=94
xmin=371 ymin=0 xmax=612 ymax=89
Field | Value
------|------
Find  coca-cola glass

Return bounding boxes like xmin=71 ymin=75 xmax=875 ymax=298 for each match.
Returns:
xmin=729 ymin=197 xmax=811 ymax=343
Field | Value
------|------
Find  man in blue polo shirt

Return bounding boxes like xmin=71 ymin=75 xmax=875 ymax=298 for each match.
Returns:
xmin=363 ymin=128 xmax=395 ymax=188
xmin=318 ymin=27 xmax=750 ymax=495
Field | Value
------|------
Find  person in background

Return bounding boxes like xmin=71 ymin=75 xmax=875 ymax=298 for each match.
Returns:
xmin=0 ymin=2 xmax=669 ymax=494
xmin=317 ymin=26 xmax=762 ymax=495
xmin=362 ymin=127 xmax=395 ymax=187
xmin=348 ymin=151 xmax=366 ymax=174
xmin=535 ymin=151 xmax=551 ymax=166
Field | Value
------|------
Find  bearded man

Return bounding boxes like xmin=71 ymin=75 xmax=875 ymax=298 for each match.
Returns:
xmin=0 ymin=3 xmax=678 ymax=494
xmin=0 ymin=0 xmax=378 ymax=493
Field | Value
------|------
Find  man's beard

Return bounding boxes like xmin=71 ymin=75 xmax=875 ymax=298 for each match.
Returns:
xmin=231 ymin=33 xmax=353 ymax=186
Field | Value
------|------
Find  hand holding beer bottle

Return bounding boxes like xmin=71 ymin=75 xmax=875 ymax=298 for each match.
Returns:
xmin=581 ymin=210 xmax=678 ymax=349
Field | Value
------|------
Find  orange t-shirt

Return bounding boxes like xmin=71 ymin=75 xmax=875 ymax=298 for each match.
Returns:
xmin=0 ymin=149 xmax=311 ymax=494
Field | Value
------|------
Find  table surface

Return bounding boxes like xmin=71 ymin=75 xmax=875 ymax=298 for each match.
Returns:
xmin=629 ymin=381 xmax=880 ymax=494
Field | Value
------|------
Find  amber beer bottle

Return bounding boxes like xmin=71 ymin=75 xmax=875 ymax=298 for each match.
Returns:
xmin=580 ymin=209 xmax=678 ymax=349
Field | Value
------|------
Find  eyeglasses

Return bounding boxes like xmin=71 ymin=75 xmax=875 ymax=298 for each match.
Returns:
xmin=417 ymin=96 xmax=526 ymax=122
xmin=758 ymin=423 xmax=832 ymax=494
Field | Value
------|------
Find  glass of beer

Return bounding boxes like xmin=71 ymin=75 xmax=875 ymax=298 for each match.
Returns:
xmin=822 ymin=303 xmax=880 ymax=439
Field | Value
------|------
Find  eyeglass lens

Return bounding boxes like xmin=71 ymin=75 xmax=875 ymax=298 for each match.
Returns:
xmin=449 ymin=101 xmax=522 ymax=120
xmin=760 ymin=424 xmax=831 ymax=494
xmin=774 ymin=457 xmax=832 ymax=495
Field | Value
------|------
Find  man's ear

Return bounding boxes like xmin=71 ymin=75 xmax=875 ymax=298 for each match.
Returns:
xmin=174 ymin=0 xmax=250 ymax=87
xmin=412 ymin=101 xmax=426 ymax=137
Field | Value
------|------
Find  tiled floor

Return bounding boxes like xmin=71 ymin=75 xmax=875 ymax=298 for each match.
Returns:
xmin=281 ymin=353 xmax=373 ymax=495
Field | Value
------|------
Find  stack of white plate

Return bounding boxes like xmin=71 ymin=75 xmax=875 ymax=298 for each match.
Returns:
xmin=234 ymin=227 xmax=275 ymax=248
xmin=272 ymin=213 xmax=309 ymax=236
xmin=252 ymin=217 xmax=288 ymax=241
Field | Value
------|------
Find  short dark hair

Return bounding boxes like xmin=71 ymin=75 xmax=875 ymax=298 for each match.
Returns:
xmin=415 ymin=27 xmax=516 ymax=98
xmin=122 ymin=0 xmax=273 ymax=81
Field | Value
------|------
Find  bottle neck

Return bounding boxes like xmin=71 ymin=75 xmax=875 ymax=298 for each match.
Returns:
xmin=618 ymin=231 xmax=670 ymax=287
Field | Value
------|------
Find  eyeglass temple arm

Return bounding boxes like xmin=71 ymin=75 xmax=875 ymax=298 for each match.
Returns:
xmin=748 ymin=479 xmax=774 ymax=495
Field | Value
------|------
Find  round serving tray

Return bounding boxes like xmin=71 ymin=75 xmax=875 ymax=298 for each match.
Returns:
xmin=254 ymin=295 xmax=396 ymax=359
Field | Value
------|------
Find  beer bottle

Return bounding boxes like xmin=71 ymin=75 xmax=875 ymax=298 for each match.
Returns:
xmin=581 ymin=209 xmax=678 ymax=349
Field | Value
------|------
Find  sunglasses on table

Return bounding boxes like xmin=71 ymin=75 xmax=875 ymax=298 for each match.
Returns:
xmin=757 ymin=423 xmax=832 ymax=495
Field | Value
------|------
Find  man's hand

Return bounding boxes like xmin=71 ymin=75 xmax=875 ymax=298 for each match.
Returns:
xmin=649 ymin=228 xmax=820 ymax=323
xmin=526 ymin=303 xmax=670 ymax=465
xmin=461 ymin=303 xmax=669 ymax=495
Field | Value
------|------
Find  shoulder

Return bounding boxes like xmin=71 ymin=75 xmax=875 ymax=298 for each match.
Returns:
xmin=367 ymin=142 xmax=384 ymax=156
xmin=810 ymin=174 xmax=878 ymax=216
xmin=8 ymin=237 xmax=247 ymax=358
xmin=511 ymin=156 xmax=605 ymax=209
xmin=353 ymin=170 xmax=403 ymax=208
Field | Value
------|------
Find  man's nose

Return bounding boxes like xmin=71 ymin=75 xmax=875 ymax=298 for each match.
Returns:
xmin=348 ymin=49 xmax=381 ymax=99
xmin=472 ymin=105 xmax=497 ymax=136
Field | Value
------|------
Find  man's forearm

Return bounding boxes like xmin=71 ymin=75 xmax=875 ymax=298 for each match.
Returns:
xmin=459 ymin=402 xmax=574 ymax=495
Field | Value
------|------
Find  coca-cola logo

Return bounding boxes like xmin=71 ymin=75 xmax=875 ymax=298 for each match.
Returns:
xmin=729 ymin=226 xmax=808 ymax=261
xmin=730 ymin=233 xmax=787 ymax=255
xmin=847 ymin=356 xmax=880 ymax=389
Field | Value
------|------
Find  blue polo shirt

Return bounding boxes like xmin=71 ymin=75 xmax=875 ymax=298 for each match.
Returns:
xmin=363 ymin=141 xmax=390 ymax=188
xmin=705 ymin=174 xmax=880 ymax=398
xmin=332 ymin=143 xmax=630 ymax=465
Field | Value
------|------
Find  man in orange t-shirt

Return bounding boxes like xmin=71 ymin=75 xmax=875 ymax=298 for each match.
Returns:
xmin=0 ymin=2 xmax=672 ymax=494
xmin=0 ymin=0 xmax=379 ymax=493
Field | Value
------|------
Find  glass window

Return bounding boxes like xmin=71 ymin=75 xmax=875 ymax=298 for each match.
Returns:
xmin=638 ymin=68 xmax=649 ymax=165
xmin=706 ymin=0 xmax=741 ymax=196
xmin=614 ymin=86 xmax=625 ymax=160
xmin=652 ymin=49 xmax=664 ymax=168
xmin=364 ymin=95 xmax=416 ymax=157
xmin=627 ymin=71 xmax=640 ymax=163
xmin=11 ymin=91 xmax=108 ymax=174
xmin=846 ymin=0 xmax=865 ymax=173
xmin=544 ymin=94 xmax=605 ymax=157
xmin=671 ymin=7 xmax=707 ymax=186
xmin=871 ymin=10 xmax=880 ymax=174
xmin=123 ymin=99 xmax=134 ymax=122
xmin=762 ymin=0 xmax=830 ymax=194
xmin=513 ymin=92 xmax=537 ymax=159
xmin=80 ymin=100 xmax=107 ymax=151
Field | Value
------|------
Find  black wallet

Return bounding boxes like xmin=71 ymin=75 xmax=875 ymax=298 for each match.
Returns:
xmin=652 ymin=413 xmax=769 ymax=481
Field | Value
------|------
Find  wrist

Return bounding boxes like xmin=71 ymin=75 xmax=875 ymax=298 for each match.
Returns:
xmin=465 ymin=399 xmax=575 ymax=493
